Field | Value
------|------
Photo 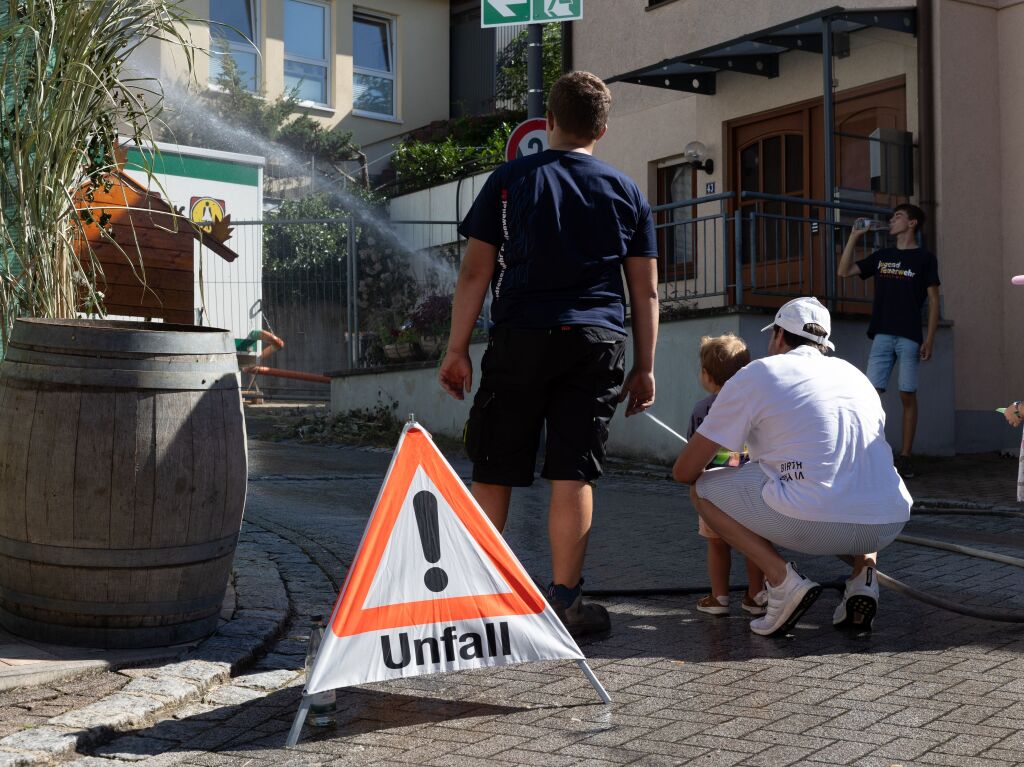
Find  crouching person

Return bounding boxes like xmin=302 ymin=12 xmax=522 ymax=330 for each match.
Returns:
xmin=672 ymin=298 xmax=912 ymax=636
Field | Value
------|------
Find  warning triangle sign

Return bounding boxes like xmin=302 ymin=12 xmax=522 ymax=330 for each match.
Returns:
xmin=306 ymin=422 xmax=584 ymax=693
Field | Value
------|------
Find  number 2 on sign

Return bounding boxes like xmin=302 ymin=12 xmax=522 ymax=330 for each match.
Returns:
xmin=526 ymin=137 xmax=544 ymax=155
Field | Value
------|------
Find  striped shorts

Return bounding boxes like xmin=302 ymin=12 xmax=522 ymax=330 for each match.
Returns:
xmin=694 ymin=462 xmax=905 ymax=556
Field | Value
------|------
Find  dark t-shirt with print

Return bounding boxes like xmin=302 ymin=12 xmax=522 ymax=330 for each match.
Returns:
xmin=856 ymin=246 xmax=941 ymax=344
xmin=458 ymin=149 xmax=658 ymax=333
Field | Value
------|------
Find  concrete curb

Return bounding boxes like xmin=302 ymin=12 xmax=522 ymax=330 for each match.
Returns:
xmin=0 ymin=528 xmax=291 ymax=766
xmin=912 ymin=496 xmax=1024 ymax=513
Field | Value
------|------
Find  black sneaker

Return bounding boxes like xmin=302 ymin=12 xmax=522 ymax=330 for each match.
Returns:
xmin=547 ymin=587 xmax=611 ymax=640
xmin=894 ymin=455 xmax=915 ymax=479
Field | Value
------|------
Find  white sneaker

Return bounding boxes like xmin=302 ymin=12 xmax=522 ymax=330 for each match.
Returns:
xmin=833 ymin=566 xmax=879 ymax=630
xmin=749 ymin=563 xmax=822 ymax=636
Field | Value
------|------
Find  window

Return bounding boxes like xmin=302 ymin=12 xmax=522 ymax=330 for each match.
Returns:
xmin=209 ymin=0 xmax=259 ymax=91
xmin=656 ymin=162 xmax=696 ymax=281
xmin=285 ymin=0 xmax=330 ymax=105
xmin=353 ymin=12 xmax=395 ymax=118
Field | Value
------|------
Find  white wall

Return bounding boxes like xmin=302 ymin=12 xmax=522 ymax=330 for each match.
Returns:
xmin=331 ymin=313 xmax=956 ymax=463
xmin=388 ymin=171 xmax=492 ymax=250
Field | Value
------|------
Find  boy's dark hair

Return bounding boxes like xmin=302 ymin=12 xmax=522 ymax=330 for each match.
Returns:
xmin=547 ymin=71 xmax=611 ymax=141
xmin=700 ymin=333 xmax=750 ymax=387
xmin=778 ymin=323 xmax=830 ymax=354
xmin=894 ymin=203 xmax=926 ymax=233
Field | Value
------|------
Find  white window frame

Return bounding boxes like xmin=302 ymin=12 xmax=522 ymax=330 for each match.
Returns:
xmin=352 ymin=9 xmax=397 ymax=120
xmin=284 ymin=0 xmax=332 ymax=108
xmin=208 ymin=0 xmax=261 ymax=92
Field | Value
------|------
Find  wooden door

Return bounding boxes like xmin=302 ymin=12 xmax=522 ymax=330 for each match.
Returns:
xmin=809 ymin=77 xmax=907 ymax=305
xmin=728 ymin=77 xmax=907 ymax=309
xmin=732 ymin=110 xmax=809 ymax=307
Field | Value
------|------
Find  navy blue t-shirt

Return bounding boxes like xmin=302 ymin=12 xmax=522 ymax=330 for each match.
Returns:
xmin=856 ymin=246 xmax=940 ymax=344
xmin=458 ymin=149 xmax=658 ymax=333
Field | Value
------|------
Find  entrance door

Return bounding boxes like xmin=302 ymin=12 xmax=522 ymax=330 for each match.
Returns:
xmin=733 ymin=111 xmax=808 ymax=307
xmin=728 ymin=77 xmax=907 ymax=309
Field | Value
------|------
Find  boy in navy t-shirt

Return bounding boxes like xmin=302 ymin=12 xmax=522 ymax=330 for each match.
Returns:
xmin=838 ymin=203 xmax=940 ymax=479
xmin=439 ymin=71 xmax=659 ymax=639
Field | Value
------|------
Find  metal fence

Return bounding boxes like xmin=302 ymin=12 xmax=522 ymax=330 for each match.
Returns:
xmin=211 ymin=216 xmax=461 ymax=400
xmin=209 ymin=193 xmax=896 ymax=400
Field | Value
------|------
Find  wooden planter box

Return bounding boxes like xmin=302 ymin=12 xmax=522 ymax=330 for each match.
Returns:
xmin=383 ymin=341 xmax=421 ymax=362
xmin=418 ymin=335 xmax=445 ymax=357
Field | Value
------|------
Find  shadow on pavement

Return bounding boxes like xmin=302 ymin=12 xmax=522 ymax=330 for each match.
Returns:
xmin=84 ymin=683 xmax=533 ymax=761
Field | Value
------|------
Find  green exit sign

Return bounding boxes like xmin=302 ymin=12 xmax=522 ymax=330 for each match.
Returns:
xmin=481 ymin=0 xmax=581 ymax=28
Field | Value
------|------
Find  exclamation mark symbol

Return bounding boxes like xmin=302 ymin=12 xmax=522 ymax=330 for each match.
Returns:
xmin=413 ymin=491 xmax=448 ymax=592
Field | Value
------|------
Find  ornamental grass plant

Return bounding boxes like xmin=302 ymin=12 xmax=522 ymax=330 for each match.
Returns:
xmin=0 ymin=0 xmax=196 ymax=346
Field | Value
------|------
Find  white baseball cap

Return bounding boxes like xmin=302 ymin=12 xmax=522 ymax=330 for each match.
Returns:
xmin=760 ymin=296 xmax=835 ymax=351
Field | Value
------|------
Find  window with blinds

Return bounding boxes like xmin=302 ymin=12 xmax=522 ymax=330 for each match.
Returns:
xmin=209 ymin=0 xmax=259 ymax=91
xmin=284 ymin=0 xmax=330 ymax=105
xmin=353 ymin=12 xmax=396 ymax=118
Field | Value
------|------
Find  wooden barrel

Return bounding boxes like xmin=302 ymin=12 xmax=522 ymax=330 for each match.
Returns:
xmin=0 ymin=318 xmax=246 ymax=648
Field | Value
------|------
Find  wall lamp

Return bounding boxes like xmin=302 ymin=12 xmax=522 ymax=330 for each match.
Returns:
xmin=684 ymin=141 xmax=714 ymax=174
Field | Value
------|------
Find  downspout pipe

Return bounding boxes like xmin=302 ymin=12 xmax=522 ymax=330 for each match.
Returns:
xmin=917 ymin=0 xmax=936 ymax=252
xmin=822 ymin=15 xmax=837 ymax=309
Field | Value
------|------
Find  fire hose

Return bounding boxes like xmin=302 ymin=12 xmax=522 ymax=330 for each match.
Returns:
xmin=242 ymin=330 xmax=330 ymax=384
xmin=589 ymin=413 xmax=1024 ymax=623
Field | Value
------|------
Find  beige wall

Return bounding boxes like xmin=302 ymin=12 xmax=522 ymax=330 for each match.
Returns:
xmin=929 ymin=0 xmax=1024 ymax=446
xmin=575 ymin=0 xmax=916 ymax=200
xmin=996 ymin=2 xmax=1024 ymax=418
xmin=132 ymin=0 xmax=449 ymax=164
xmin=932 ymin=0 xmax=1004 ymax=423
xmin=571 ymin=0 xmax=1024 ymax=450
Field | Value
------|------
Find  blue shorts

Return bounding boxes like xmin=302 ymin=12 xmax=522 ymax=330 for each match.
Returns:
xmin=866 ymin=334 xmax=920 ymax=393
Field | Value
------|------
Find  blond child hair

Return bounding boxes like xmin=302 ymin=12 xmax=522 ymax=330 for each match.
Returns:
xmin=699 ymin=333 xmax=750 ymax=388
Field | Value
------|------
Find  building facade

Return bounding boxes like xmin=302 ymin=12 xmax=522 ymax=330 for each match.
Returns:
xmin=570 ymin=0 xmax=1024 ymax=454
xmin=135 ymin=0 xmax=450 ymax=168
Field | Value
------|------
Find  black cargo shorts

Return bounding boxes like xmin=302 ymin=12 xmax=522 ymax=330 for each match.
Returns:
xmin=464 ymin=325 xmax=626 ymax=487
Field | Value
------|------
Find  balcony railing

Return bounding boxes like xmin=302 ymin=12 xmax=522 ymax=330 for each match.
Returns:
xmin=654 ymin=190 xmax=894 ymax=310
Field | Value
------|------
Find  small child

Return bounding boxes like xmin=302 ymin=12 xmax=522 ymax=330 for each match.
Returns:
xmin=686 ymin=334 xmax=767 ymax=617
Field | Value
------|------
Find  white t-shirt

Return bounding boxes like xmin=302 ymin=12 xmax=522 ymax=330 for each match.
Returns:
xmin=696 ymin=345 xmax=912 ymax=525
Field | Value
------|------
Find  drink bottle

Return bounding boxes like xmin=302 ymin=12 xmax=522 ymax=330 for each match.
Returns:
xmin=854 ymin=217 xmax=888 ymax=231
xmin=304 ymin=615 xmax=336 ymax=726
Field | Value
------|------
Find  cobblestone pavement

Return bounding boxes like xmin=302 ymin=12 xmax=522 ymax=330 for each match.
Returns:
xmin=11 ymin=437 xmax=1024 ymax=766
xmin=0 ymin=673 xmax=127 ymax=739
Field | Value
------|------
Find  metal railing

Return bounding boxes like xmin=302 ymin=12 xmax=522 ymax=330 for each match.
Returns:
xmin=652 ymin=192 xmax=734 ymax=308
xmin=201 ymin=192 xmax=898 ymax=398
xmin=739 ymin=191 xmax=891 ymax=307
xmin=651 ymin=190 xmax=893 ymax=308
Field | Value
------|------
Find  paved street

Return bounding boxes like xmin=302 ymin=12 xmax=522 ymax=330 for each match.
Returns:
xmin=6 ymin=431 xmax=1024 ymax=766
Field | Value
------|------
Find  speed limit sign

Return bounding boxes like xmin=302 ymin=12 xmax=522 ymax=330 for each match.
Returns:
xmin=505 ymin=118 xmax=548 ymax=162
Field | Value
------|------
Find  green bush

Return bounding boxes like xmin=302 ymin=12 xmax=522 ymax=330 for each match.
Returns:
xmin=390 ymin=123 xmax=512 ymax=196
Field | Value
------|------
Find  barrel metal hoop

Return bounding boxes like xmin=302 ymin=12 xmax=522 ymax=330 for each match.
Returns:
xmin=5 ymin=345 xmax=237 ymax=371
xmin=0 ymin=533 xmax=239 ymax=568
xmin=0 ymin=361 xmax=240 ymax=391
xmin=0 ymin=587 xmax=224 ymax=616
xmin=0 ymin=606 xmax=220 ymax=648
xmin=11 ymin=318 xmax=233 ymax=356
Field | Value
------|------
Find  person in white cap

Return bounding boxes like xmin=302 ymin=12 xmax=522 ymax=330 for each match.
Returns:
xmin=672 ymin=297 xmax=913 ymax=636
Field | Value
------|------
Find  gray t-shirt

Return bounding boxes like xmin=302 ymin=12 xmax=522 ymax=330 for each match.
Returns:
xmin=687 ymin=392 xmax=718 ymax=440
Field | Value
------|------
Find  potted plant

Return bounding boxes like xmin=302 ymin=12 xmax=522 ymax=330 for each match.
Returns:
xmin=0 ymin=2 xmax=254 ymax=650
xmin=395 ymin=325 xmax=424 ymax=360
xmin=0 ymin=0 xmax=197 ymax=338
xmin=408 ymin=293 xmax=453 ymax=358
